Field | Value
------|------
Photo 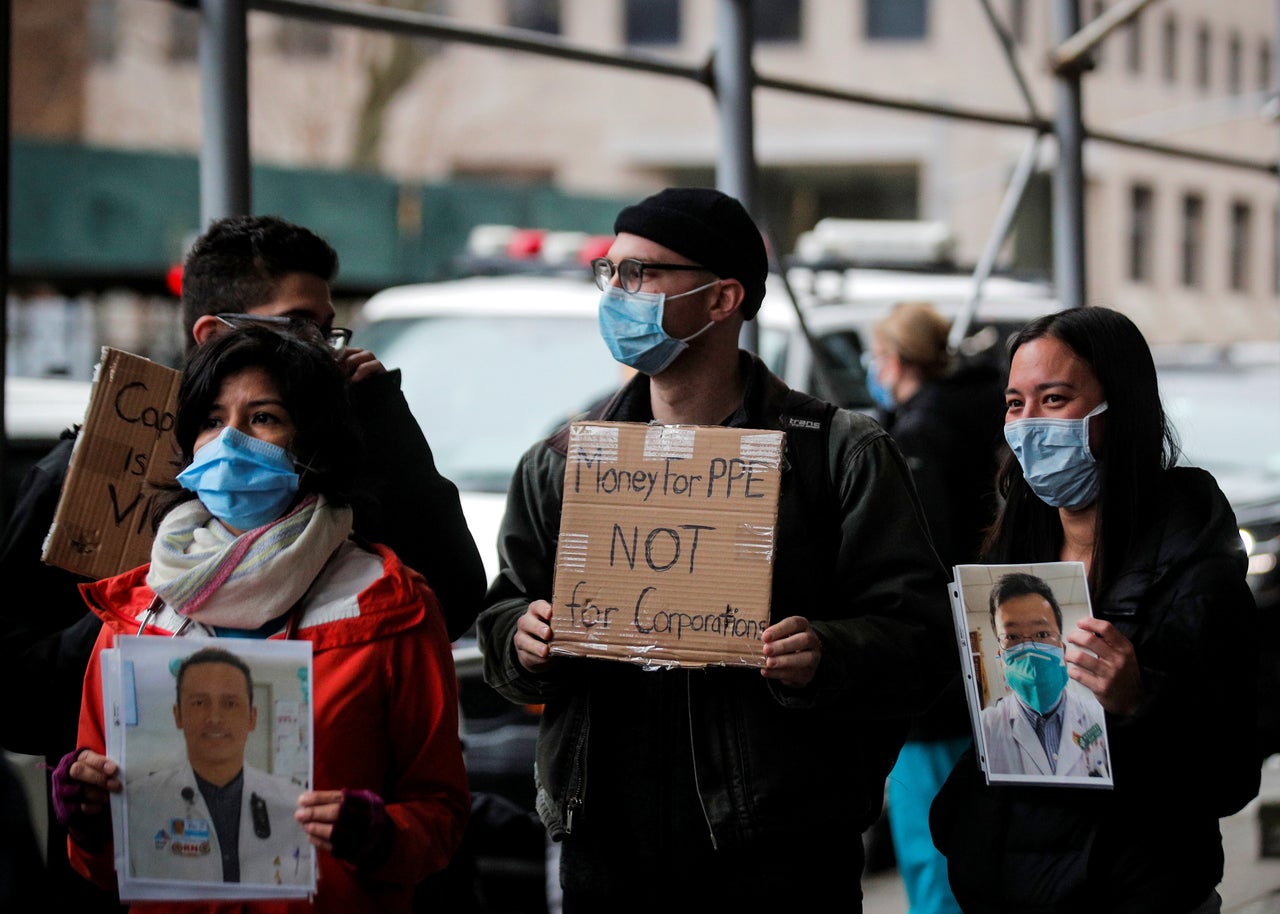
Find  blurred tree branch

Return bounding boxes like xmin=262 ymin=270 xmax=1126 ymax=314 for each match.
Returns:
xmin=350 ymin=0 xmax=443 ymax=169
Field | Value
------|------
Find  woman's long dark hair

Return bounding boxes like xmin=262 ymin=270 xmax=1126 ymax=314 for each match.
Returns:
xmin=153 ymin=324 xmax=368 ymax=526
xmin=981 ymin=306 xmax=1180 ymax=595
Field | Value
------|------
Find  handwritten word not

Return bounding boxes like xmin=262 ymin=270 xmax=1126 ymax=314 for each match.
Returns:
xmin=609 ymin=523 xmax=713 ymax=574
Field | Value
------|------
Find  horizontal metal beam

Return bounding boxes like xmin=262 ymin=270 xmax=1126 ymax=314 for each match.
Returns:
xmin=247 ymin=0 xmax=1277 ymax=178
xmin=250 ymin=0 xmax=710 ymax=85
xmin=1087 ymin=127 xmax=1279 ymax=175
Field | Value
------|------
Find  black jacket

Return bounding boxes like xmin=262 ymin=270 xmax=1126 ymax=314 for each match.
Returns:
xmin=930 ymin=466 xmax=1260 ymax=913
xmin=477 ymin=352 xmax=957 ymax=895
xmin=880 ymin=361 xmax=1004 ymax=742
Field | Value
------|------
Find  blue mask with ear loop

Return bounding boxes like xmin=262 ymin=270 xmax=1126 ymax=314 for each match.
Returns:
xmin=597 ymin=279 xmax=720 ymax=376
xmin=1004 ymin=402 xmax=1108 ymax=509
xmin=864 ymin=357 xmax=896 ymax=412
xmin=176 ymin=427 xmax=300 ymax=530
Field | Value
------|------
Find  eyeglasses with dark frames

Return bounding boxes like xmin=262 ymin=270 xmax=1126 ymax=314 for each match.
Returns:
xmin=591 ymin=257 xmax=713 ymax=294
xmin=215 ymin=313 xmax=353 ymax=352
xmin=996 ymin=629 xmax=1063 ymax=650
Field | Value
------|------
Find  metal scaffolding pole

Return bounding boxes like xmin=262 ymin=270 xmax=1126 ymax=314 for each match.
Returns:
xmin=200 ymin=0 xmax=251 ymax=225
xmin=1052 ymin=0 xmax=1087 ymax=310
xmin=715 ymin=0 xmax=755 ymax=210
xmin=714 ymin=0 xmax=759 ymax=352
xmin=951 ymin=133 xmax=1045 ymax=350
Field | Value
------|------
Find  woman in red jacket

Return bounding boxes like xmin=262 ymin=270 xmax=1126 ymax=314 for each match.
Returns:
xmin=51 ymin=323 xmax=470 ymax=913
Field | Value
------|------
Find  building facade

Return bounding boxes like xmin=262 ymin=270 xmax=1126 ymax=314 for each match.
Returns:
xmin=18 ymin=0 xmax=1280 ymax=343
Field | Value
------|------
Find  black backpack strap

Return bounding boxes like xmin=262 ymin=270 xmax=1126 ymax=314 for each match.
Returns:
xmin=779 ymin=389 xmax=838 ymax=506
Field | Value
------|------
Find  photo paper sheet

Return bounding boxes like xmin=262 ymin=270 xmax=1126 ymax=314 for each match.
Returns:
xmin=100 ymin=636 xmax=317 ymax=901
xmin=951 ymin=562 xmax=1114 ymax=789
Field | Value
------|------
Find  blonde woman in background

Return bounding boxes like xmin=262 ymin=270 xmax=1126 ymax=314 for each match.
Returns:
xmin=864 ymin=301 xmax=1006 ymax=914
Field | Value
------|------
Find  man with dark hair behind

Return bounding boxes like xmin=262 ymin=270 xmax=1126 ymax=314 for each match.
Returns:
xmin=0 ymin=214 xmax=485 ymax=910
xmin=477 ymin=186 xmax=956 ymax=909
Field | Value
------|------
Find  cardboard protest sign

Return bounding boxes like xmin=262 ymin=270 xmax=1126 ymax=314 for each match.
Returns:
xmin=43 ymin=348 xmax=182 ymax=579
xmin=550 ymin=420 xmax=784 ymax=669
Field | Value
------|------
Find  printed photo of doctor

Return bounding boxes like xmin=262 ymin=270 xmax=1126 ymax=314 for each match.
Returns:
xmin=126 ymin=646 xmax=310 ymax=885
xmin=979 ymin=572 xmax=1111 ymax=779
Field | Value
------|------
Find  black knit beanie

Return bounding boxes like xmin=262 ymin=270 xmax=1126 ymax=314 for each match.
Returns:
xmin=613 ymin=187 xmax=768 ymax=319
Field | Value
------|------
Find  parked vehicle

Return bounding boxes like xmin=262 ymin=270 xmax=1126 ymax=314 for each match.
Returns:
xmin=2 ymin=375 xmax=93 ymax=516
xmin=1151 ymin=343 xmax=1280 ymax=758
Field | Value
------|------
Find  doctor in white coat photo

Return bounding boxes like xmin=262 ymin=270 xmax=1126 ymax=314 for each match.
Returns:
xmin=979 ymin=572 xmax=1110 ymax=779
xmin=125 ymin=646 xmax=310 ymax=885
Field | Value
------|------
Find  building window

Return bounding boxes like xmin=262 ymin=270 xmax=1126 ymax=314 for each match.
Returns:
xmin=1227 ymin=32 xmax=1242 ymax=95
xmin=1195 ymin=23 xmax=1211 ymax=90
xmin=1181 ymin=193 xmax=1204 ymax=288
xmin=1125 ymin=15 xmax=1142 ymax=74
xmin=276 ymin=20 xmax=333 ymax=57
xmin=626 ymin=0 xmax=679 ymax=45
xmin=1261 ymin=42 xmax=1273 ymax=93
xmin=1128 ymin=184 xmax=1154 ymax=282
xmin=168 ymin=5 xmax=199 ymax=63
xmin=865 ymin=0 xmax=927 ymax=41
xmin=1162 ymin=15 xmax=1178 ymax=83
xmin=508 ymin=0 xmax=561 ymax=35
xmin=88 ymin=0 xmax=118 ymax=64
xmin=1008 ymin=0 xmax=1027 ymax=45
xmin=754 ymin=0 xmax=801 ymax=44
xmin=1229 ymin=201 xmax=1252 ymax=292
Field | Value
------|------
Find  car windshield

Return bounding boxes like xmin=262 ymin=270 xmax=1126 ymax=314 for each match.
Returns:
xmin=1160 ymin=361 xmax=1280 ymax=504
xmin=356 ymin=315 xmax=622 ymax=491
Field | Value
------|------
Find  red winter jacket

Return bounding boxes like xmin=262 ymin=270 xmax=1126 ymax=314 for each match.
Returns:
xmin=70 ymin=540 xmax=470 ymax=914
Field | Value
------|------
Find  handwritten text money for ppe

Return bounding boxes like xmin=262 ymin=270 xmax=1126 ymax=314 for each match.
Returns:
xmin=550 ymin=421 xmax=784 ymax=669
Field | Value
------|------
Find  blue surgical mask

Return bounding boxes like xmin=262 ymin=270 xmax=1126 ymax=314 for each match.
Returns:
xmin=1004 ymin=402 xmax=1108 ymax=509
xmin=176 ymin=426 xmax=300 ymax=530
xmin=1001 ymin=640 xmax=1068 ymax=715
xmin=864 ymin=357 xmax=896 ymax=412
xmin=597 ymin=281 xmax=718 ymax=376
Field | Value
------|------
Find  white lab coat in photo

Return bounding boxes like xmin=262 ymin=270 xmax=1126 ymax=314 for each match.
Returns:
xmin=126 ymin=761 xmax=310 ymax=885
xmin=980 ymin=682 xmax=1110 ymax=779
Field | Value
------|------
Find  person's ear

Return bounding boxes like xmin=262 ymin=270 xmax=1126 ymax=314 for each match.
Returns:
xmin=881 ymin=351 xmax=902 ymax=385
xmin=248 ymin=705 xmax=258 ymax=733
xmin=709 ymin=278 xmax=746 ymax=321
xmin=173 ymin=704 xmax=183 ymax=730
xmin=191 ymin=314 xmax=224 ymax=346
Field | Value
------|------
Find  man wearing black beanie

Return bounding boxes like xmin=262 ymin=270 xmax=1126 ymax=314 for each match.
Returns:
xmin=477 ymin=187 xmax=956 ymax=911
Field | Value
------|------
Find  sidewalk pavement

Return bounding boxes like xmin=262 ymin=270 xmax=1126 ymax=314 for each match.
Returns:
xmin=12 ymin=749 xmax=1280 ymax=912
xmin=862 ymin=756 xmax=1280 ymax=914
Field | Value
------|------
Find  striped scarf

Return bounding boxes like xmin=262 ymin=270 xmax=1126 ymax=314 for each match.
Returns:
xmin=145 ymin=493 xmax=354 ymax=629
